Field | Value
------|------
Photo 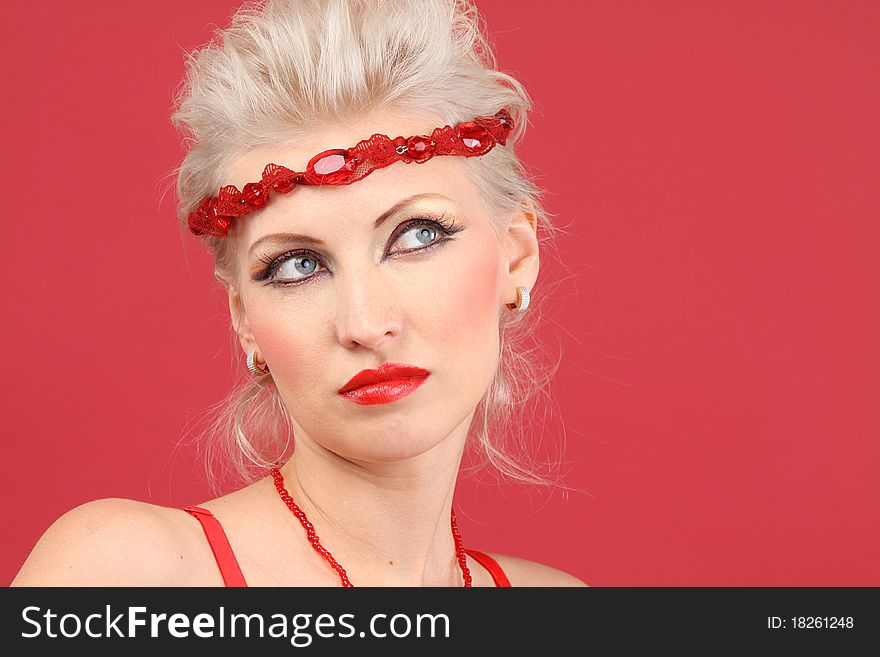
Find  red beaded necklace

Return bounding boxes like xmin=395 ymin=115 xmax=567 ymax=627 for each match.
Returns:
xmin=270 ymin=467 xmax=473 ymax=587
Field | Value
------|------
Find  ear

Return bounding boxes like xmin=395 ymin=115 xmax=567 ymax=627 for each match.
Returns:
xmin=500 ymin=200 xmax=540 ymax=303
xmin=220 ymin=274 xmax=259 ymax=357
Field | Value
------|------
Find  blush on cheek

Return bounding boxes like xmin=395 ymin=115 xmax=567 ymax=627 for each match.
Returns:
xmin=250 ymin=320 xmax=308 ymax=381
xmin=443 ymin=248 xmax=501 ymax=336
xmin=433 ymin=248 xmax=502 ymax=398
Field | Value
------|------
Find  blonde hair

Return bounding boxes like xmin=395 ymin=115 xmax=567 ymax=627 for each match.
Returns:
xmin=170 ymin=0 xmax=574 ymax=494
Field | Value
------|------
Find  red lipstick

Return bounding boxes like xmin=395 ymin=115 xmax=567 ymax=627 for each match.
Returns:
xmin=338 ymin=362 xmax=430 ymax=405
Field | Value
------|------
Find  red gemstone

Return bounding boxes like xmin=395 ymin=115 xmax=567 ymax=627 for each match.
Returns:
xmin=406 ymin=135 xmax=434 ymax=162
xmin=205 ymin=198 xmax=231 ymax=234
xmin=242 ymin=181 xmax=268 ymax=207
xmin=271 ymin=176 xmax=297 ymax=193
xmin=476 ymin=110 xmax=514 ymax=146
xmin=305 ymin=148 xmax=355 ymax=184
xmin=316 ymin=154 xmax=344 ymax=173
xmin=457 ymin=122 xmax=492 ymax=154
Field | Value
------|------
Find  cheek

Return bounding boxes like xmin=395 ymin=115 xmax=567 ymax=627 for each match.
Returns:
xmin=247 ymin=301 xmax=329 ymax=391
xmin=255 ymin=325 xmax=306 ymax=365
xmin=427 ymin=240 xmax=501 ymax=364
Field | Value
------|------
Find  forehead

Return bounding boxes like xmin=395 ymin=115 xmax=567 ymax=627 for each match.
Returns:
xmin=224 ymin=112 xmax=491 ymax=246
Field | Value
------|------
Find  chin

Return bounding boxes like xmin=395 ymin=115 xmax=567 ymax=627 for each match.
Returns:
xmin=325 ymin=427 xmax=451 ymax=463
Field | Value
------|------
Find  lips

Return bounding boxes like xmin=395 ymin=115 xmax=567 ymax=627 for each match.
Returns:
xmin=338 ymin=362 xmax=431 ymax=394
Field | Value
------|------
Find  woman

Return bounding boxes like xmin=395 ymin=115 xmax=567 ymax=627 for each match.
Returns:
xmin=13 ymin=0 xmax=585 ymax=587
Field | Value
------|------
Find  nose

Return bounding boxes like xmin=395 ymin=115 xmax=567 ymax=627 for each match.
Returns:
xmin=334 ymin=267 xmax=403 ymax=351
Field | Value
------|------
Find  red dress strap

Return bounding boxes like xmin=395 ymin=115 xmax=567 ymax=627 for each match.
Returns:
xmin=182 ymin=505 xmax=248 ymax=587
xmin=464 ymin=548 xmax=512 ymax=587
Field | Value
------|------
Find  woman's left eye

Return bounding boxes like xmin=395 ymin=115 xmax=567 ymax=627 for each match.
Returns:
xmin=392 ymin=223 xmax=442 ymax=252
xmin=386 ymin=215 xmax=463 ymax=255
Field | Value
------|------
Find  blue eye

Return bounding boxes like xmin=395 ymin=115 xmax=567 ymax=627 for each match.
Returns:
xmin=394 ymin=224 xmax=440 ymax=250
xmin=272 ymin=253 xmax=323 ymax=282
xmin=254 ymin=215 xmax=464 ymax=287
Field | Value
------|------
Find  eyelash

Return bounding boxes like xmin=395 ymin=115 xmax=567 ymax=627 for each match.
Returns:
xmin=253 ymin=214 xmax=464 ymax=287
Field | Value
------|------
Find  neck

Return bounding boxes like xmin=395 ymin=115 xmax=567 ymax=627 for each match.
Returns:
xmin=275 ymin=413 xmax=473 ymax=586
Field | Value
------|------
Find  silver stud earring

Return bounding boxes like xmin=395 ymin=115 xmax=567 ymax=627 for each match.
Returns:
xmin=246 ymin=351 xmax=270 ymax=376
xmin=506 ymin=286 xmax=531 ymax=314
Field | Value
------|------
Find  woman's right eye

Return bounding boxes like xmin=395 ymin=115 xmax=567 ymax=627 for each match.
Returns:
xmin=269 ymin=252 xmax=325 ymax=285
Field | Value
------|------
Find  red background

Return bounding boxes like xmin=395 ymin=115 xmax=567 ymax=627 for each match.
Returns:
xmin=2 ymin=0 xmax=878 ymax=586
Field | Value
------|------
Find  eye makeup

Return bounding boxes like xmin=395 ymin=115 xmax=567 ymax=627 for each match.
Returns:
xmin=250 ymin=212 xmax=465 ymax=288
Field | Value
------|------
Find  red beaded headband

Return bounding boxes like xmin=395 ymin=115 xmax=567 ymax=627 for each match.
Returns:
xmin=187 ymin=109 xmax=514 ymax=238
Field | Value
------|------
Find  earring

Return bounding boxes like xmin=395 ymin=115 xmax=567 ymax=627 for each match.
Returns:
xmin=506 ymin=286 xmax=531 ymax=314
xmin=246 ymin=351 xmax=270 ymax=376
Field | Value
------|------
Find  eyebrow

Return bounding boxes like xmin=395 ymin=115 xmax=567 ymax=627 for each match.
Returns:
xmin=247 ymin=192 xmax=455 ymax=256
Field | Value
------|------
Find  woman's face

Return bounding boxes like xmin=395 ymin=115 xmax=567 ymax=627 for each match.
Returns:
xmin=223 ymin=112 xmax=536 ymax=463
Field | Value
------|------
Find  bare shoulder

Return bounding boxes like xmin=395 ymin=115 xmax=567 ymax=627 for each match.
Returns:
xmin=485 ymin=553 xmax=589 ymax=587
xmin=11 ymin=498 xmax=192 ymax=586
